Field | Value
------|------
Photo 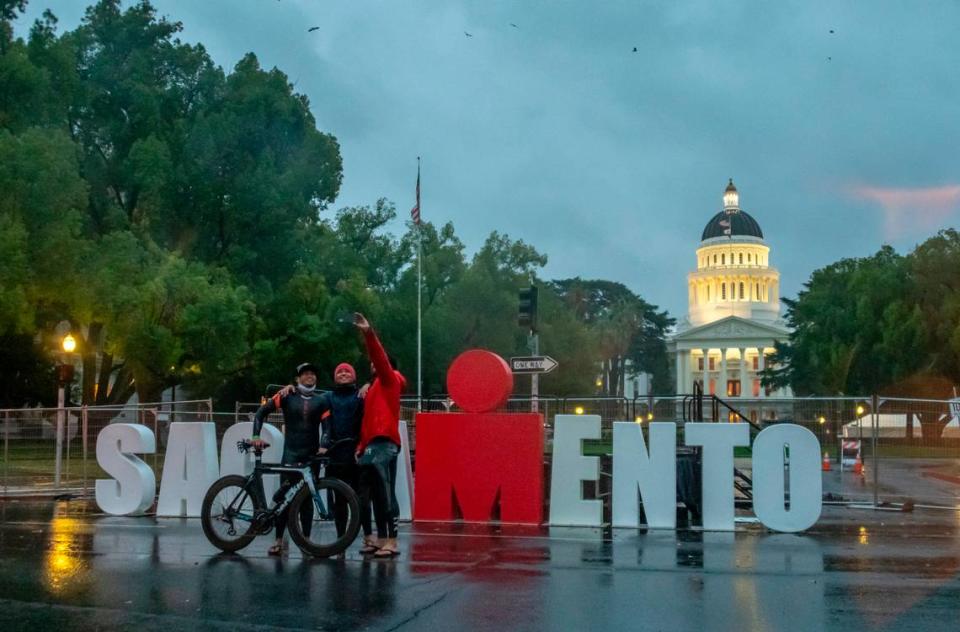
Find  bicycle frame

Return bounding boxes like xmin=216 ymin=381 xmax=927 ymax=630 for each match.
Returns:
xmin=224 ymin=451 xmax=333 ymax=533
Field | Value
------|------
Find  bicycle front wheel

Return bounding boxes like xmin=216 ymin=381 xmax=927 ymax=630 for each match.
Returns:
xmin=287 ymin=477 xmax=361 ymax=557
xmin=201 ymin=475 xmax=263 ymax=553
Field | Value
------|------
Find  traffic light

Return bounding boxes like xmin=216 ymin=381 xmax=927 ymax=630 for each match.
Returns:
xmin=57 ymin=363 xmax=75 ymax=385
xmin=518 ymin=286 xmax=538 ymax=331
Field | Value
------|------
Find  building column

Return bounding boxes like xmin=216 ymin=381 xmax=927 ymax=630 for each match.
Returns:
xmin=738 ymin=347 xmax=746 ymax=397
xmin=720 ymin=348 xmax=728 ymax=398
xmin=675 ymin=349 xmax=684 ymax=395
xmin=758 ymin=348 xmax=766 ymax=399
xmin=702 ymin=348 xmax=709 ymax=393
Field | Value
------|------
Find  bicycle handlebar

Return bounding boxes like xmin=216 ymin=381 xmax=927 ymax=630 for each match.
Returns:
xmin=237 ymin=439 xmax=271 ymax=455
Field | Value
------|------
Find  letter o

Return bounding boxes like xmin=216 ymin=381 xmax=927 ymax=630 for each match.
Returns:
xmin=751 ymin=424 xmax=822 ymax=532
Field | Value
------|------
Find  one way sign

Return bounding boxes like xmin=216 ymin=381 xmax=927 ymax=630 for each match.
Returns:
xmin=510 ymin=356 xmax=559 ymax=374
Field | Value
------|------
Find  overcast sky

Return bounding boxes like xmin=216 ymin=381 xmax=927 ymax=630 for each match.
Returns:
xmin=17 ymin=1 xmax=960 ymax=319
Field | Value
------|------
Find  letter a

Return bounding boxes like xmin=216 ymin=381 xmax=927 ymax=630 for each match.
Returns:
xmin=157 ymin=422 xmax=220 ymax=517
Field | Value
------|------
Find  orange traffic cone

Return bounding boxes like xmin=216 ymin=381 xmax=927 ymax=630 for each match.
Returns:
xmin=822 ymin=452 xmax=831 ymax=472
xmin=853 ymin=454 xmax=863 ymax=476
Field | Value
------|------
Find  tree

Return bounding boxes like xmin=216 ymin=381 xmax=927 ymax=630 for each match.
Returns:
xmin=0 ymin=334 xmax=57 ymax=407
xmin=74 ymin=232 xmax=254 ymax=404
xmin=910 ymin=229 xmax=960 ymax=384
xmin=1 ymin=0 xmax=680 ymax=409
xmin=551 ymin=278 xmax=674 ymax=396
xmin=765 ymin=246 xmax=927 ymax=395
xmin=0 ymin=1 xmax=345 ymax=406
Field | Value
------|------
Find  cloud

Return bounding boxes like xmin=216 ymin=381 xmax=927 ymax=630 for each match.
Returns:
xmin=847 ymin=184 xmax=960 ymax=241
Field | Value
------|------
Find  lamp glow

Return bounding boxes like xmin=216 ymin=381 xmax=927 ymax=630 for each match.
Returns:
xmin=61 ymin=334 xmax=76 ymax=353
xmin=723 ymin=179 xmax=739 ymax=210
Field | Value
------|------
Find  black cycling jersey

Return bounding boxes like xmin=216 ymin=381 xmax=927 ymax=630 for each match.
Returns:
xmin=253 ymin=390 xmax=327 ymax=464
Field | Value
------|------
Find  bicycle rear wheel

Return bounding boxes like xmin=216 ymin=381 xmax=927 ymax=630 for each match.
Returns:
xmin=201 ymin=475 xmax=263 ymax=553
xmin=287 ymin=477 xmax=361 ymax=557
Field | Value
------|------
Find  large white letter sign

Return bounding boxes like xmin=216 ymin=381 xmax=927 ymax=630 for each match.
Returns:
xmin=549 ymin=414 xmax=602 ymax=526
xmin=95 ymin=423 xmax=156 ymax=515
xmin=685 ymin=423 xmax=750 ymax=531
xmin=751 ymin=424 xmax=822 ymax=532
xmin=612 ymin=422 xmax=677 ymax=529
xmin=157 ymin=422 xmax=220 ymax=517
xmin=219 ymin=422 xmax=284 ymax=501
xmin=396 ymin=420 xmax=415 ymax=521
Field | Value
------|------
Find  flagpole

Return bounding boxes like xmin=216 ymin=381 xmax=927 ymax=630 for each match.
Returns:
xmin=416 ymin=157 xmax=423 ymax=412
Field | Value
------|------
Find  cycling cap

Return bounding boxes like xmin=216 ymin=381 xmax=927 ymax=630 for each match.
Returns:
xmin=296 ymin=362 xmax=319 ymax=376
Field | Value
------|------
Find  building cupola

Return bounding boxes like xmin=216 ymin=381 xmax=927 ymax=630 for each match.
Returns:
xmin=723 ymin=178 xmax=739 ymax=212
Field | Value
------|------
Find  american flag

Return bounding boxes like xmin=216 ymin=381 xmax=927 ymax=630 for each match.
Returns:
xmin=410 ymin=163 xmax=421 ymax=225
xmin=719 ymin=218 xmax=731 ymax=236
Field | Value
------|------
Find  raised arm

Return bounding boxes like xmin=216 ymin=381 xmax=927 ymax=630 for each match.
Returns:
xmin=355 ymin=313 xmax=398 ymax=388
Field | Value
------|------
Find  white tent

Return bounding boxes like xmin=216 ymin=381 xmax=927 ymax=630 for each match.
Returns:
xmin=843 ymin=413 xmax=960 ymax=439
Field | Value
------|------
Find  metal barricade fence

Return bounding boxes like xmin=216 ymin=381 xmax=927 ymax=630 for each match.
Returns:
xmin=4 ymin=395 xmax=959 ymax=510
xmin=0 ymin=400 xmax=212 ymax=497
xmin=873 ymin=397 xmax=960 ymax=508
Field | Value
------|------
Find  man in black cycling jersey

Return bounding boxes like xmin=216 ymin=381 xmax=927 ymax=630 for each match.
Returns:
xmin=252 ymin=362 xmax=326 ymax=556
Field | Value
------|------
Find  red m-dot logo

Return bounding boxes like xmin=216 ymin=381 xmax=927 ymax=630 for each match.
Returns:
xmin=414 ymin=413 xmax=544 ymax=524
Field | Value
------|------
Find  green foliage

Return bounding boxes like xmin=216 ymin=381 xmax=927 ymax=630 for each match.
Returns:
xmin=767 ymin=242 xmax=953 ymax=395
xmin=0 ymin=0 xmax=674 ymax=408
xmin=910 ymin=229 xmax=960 ymax=385
xmin=551 ymin=278 xmax=675 ymax=395
xmin=0 ymin=334 xmax=56 ymax=407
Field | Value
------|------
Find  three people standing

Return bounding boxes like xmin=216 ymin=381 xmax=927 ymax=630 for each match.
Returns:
xmin=254 ymin=312 xmax=405 ymax=558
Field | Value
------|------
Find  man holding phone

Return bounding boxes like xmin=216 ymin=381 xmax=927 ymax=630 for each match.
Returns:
xmin=353 ymin=313 xmax=405 ymax=558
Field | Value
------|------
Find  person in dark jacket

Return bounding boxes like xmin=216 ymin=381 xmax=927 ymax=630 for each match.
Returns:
xmin=317 ymin=362 xmax=364 ymax=538
xmin=353 ymin=313 xmax=406 ymax=558
xmin=252 ymin=362 xmax=326 ymax=556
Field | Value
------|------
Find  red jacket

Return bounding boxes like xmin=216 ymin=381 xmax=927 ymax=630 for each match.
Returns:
xmin=357 ymin=328 xmax=406 ymax=454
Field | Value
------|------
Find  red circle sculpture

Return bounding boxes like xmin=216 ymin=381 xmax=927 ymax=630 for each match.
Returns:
xmin=446 ymin=349 xmax=514 ymax=413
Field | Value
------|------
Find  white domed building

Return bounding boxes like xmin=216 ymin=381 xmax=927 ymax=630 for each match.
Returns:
xmin=670 ymin=180 xmax=792 ymax=400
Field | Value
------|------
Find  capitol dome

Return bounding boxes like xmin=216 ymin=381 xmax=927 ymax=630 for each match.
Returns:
xmin=685 ymin=179 xmax=781 ymax=328
xmin=669 ymin=178 xmax=792 ymax=401
xmin=700 ymin=180 xmax=764 ymax=241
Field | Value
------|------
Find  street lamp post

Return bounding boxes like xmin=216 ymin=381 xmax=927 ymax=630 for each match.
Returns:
xmin=54 ymin=334 xmax=76 ymax=488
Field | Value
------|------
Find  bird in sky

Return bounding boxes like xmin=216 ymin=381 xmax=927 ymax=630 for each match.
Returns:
xmin=308 ymin=26 xmax=319 ymax=32
xmin=632 ymin=47 xmax=638 ymax=52
xmin=465 ymin=31 xmax=473 ymax=37
xmin=829 ymin=29 xmax=835 ymax=34
xmin=510 ymin=23 xmax=518 ymax=28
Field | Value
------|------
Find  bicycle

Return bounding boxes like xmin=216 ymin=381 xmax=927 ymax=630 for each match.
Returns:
xmin=201 ymin=439 xmax=361 ymax=557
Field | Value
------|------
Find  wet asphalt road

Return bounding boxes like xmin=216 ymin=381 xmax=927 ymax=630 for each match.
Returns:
xmin=1 ymin=500 xmax=959 ymax=631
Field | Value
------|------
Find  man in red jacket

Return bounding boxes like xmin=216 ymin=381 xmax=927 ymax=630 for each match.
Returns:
xmin=353 ymin=313 xmax=406 ymax=557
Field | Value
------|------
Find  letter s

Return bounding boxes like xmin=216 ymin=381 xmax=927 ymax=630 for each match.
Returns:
xmin=95 ymin=424 xmax=156 ymax=515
